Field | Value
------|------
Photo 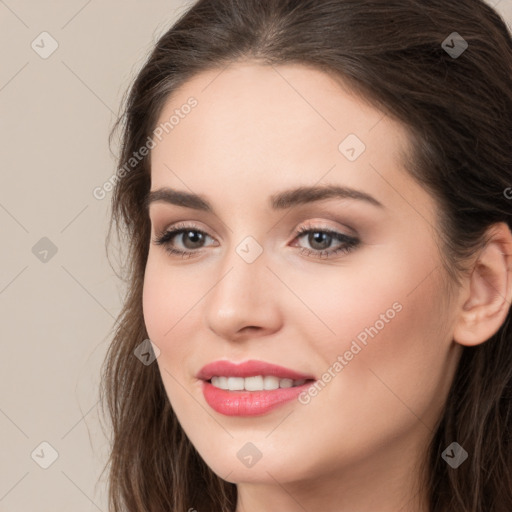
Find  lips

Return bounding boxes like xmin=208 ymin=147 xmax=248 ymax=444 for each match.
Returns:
xmin=197 ymin=360 xmax=317 ymax=416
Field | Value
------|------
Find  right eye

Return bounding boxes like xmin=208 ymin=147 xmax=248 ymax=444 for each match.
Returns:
xmin=153 ymin=222 xmax=217 ymax=258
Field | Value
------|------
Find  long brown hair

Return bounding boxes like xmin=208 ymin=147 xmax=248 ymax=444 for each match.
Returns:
xmin=99 ymin=1 xmax=512 ymax=510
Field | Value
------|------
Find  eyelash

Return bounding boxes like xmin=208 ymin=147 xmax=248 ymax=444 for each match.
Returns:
xmin=153 ymin=222 xmax=360 ymax=260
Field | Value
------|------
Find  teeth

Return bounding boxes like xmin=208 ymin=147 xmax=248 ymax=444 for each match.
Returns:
xmin=245 ymin=375 xmax=263 ymax=391
xmin=210 ymin=375 xmax=308 ymax=391
xmin=263 ymin=376 xmax=279 ymax=390
xmin=280 ymin=378 xmax=293 ymax=388
xmin=227 ymin=377 xmax=244 ymax=390
xmin=215 ymin=376 xmax=229 ymax=389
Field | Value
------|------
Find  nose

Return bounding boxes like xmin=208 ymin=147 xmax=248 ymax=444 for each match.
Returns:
xmin=203 ymin=244 xmax=283 ymax=342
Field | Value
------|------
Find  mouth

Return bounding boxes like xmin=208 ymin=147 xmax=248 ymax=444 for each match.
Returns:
xmin=197 ymin=359 xmax=317 ymax=416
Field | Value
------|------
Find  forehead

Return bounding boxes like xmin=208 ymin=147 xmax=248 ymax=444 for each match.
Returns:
xmin=152 ymin=61 xmax=406 ymax=152
xmin=148 ymin=61 xmax=425 ymax=216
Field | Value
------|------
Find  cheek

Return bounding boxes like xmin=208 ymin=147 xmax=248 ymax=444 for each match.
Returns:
xmin=142 ymin=261 xmax=170 ymax=341
xmin=300 ymin=257 xmax=453 ymax=441
xmin=142 ymin=253 xmax=198 ymax=343
xmin=291 ymin=238 xmax=443 ymax=357
xmin=142 ymin=252 xmax=210 ymax=381
xmin=294 ymin=239 xmax=452 ymax=413
xmin=142 ymin=257 xmax=200 ymax=413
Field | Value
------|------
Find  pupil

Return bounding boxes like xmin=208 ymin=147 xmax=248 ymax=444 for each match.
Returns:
xmin=309 ymin=232 xmax=331 ymax=250
xmin=184 ymin=231 xmax=203 ymax=249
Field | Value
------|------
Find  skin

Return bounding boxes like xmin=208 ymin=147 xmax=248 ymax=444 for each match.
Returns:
xmin=142 ymin=61 xmax=512 ymax=512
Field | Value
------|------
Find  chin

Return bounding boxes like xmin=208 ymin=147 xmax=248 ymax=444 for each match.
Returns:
xmin=192 ymin=440 xmax=314 ymax=485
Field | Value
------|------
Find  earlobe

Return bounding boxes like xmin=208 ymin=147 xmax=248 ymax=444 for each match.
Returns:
xmin=453 ymin=222 xmax=512 ymax=347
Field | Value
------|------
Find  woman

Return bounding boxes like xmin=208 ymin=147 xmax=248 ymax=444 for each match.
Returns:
xmin=99 ymin=0 xmax=512 ymax=510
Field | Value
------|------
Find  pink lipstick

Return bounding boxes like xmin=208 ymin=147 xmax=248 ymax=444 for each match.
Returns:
xmin=197 ymin=360 xmax=316 ymax=416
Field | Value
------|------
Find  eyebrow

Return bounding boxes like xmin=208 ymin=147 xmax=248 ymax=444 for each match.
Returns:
xmin=145 ymin=184 xmax=384 ymax=212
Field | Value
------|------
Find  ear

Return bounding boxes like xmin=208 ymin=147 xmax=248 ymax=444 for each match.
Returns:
xmin=453 ymin=222 xmax=512 ymax=347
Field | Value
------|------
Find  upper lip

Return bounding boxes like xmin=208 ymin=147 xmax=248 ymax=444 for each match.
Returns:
xmin=196 ymin=359 xmax=315 ymax=381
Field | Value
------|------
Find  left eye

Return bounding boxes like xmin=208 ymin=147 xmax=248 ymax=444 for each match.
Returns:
xmin=153 ymin=224 xmax=360 ymax=259
xmin=292 ymin=226 xmax=360 ymax=258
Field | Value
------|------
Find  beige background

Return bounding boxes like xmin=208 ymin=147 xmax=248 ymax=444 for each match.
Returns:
xmin=1 ymin=1 xmax=511 ymax=510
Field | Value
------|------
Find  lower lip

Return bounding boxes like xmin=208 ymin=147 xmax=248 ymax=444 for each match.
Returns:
xmin=201 ymin=380 xmax=313 ymax=416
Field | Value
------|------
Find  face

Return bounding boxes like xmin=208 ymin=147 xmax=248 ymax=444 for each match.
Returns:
xmin=143 ymin=62 xmax=463 ymax=488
